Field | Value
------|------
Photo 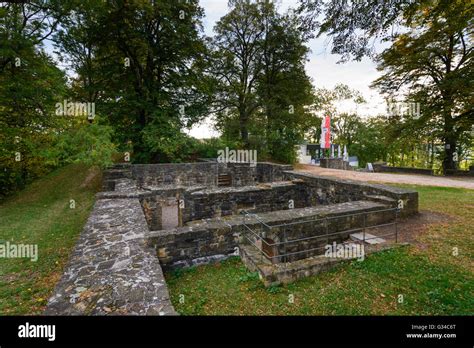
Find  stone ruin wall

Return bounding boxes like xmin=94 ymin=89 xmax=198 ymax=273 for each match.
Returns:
xmin=46 ymin=161 xmax=419 ymax=314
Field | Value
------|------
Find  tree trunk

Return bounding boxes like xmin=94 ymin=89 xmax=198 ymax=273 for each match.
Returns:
xmin=239 ymin=112 xmax=249 ymax=148
xmin=442 ymin=113 xmax=457 ymax=175
xmin=430 ymin=140 xmax=435 ymax=169
xmin=442 ymin=138 xmax=457 ymax=175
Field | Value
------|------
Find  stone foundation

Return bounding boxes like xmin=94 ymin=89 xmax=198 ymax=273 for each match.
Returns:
xmin=147 ymin=200 xmax=393 ymax=269
xmin=282 ymin=171 xmax=418 ymax=217
xmin=46 ymin=161 xmax=419 ymax=313
xmin=240 ymin=242 xmax=403 ymax=287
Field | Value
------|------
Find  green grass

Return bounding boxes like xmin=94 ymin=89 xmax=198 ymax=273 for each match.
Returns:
xmin=0 ymin=164 xmax=101 ymax=315
xmin=166 ymin=185 xmax=474 ymax=315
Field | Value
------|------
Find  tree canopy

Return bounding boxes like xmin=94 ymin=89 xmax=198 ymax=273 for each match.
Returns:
xmin=1 ymin=0 xmax=473 ymax=199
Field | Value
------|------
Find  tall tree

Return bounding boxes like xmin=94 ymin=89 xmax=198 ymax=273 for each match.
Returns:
xmin=299 ymin=0 xmax=473 ymax=173
xmin=212 ymin=0 xmax=314 ymax=162
xmin=257 ymin=5 xmax=314 ymax=162
xmin=212 ymin=0 xmax=265 ymax=147
xmin=53 ymin=0 xmax=105 ymax=104
xmin=55 ymin=0 xmax=212 ymax=163
xmin=372 ymin=1 xmax=473 ymax=174
xmin=0 ymin=1 xmax=68 ymax=196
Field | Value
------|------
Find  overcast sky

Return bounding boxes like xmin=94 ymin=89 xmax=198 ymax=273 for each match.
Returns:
xmin=188 ymin=0 xmax=389 ymax=138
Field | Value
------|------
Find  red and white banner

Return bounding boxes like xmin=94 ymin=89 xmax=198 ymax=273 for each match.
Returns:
xmin=320 ymin=115 xmax=331 ymax=149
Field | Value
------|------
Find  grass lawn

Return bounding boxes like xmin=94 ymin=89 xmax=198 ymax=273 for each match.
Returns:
xmin=166 ymin=185 xmax=474 ymax=315
xmin=0 ymin=164 xmax=101 ymax=315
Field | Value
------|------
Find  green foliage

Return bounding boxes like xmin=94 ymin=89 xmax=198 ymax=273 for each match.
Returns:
xmin=141 ymin=119 xmax=195 ymax=163
xmin=299 ymin=0 xmax=421 ymax=61
xmin=211 ymin=0 xmax=314 ymax=162
xmin=191 ymin=138 xmax=223 ymax=159
xmin=238 ymin=271 xmax=260 ymax=283
xmin=301 ymin=0 xmax=473 ymax=173
xmin=0 ymin=2 xmax=68 ymax=198
xmin=348 ymin=117 xmax=389 ymax=168
xmin=371 ymin=1 xmax=473 ymax=173
xmin=54 ymin=0 xmax=213 ymax=163
xmin=45 ymin=121 xmax=116 ymax=169
xmin=187 ymin=138 xmax=239 ymax=160
xmin=0 ymin=152 xmax=54 ymax=201
xmin=267 ymin=285 xmax=283 ymax=294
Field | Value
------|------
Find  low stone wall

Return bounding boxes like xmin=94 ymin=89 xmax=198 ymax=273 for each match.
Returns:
xmin=256 ymin=162 xmax=294 ymax=182
xmin=147 ymin=200 xmax=391 ymax=269
xmin=45 ymin=197 xmax=176 ymax=315
xmin=128 ymin=161 xmax=293 ymax=189
xmin=373 ymin=164 xmax=433 ymax=175
xmin=217 ymin=162 xmax=257 ymax=186
xmin=264 ymin=204 xmax=395 ymax=262
xmin=181 ymin=181 xmax=309 ymax=223
xmin=101 ymin=163 xmax=132 ymax=191
xmin=320 ymin=158 xmax=351 ymax=170
xmin=444 ymin=168 xmax=474 ymax=177
xmin=132 ymin=162 xmax=219 ymax=188
xmin=283 ymin=171 xmax=418 ymax=217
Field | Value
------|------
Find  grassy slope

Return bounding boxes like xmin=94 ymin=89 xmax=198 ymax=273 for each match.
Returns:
xmin=0 ymin=164 xmax=100 ymax=315
xmin=166 ymin=185 xmax=474 ymax=315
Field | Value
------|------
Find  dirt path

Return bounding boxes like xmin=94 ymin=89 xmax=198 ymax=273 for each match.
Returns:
xmin=295 ymin=165 xmax=474 ymax=189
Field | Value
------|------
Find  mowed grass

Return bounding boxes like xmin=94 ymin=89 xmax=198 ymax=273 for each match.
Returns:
xmin=0 ymin=164 xmax=101 ymax=314
xmin=166 ymin=185 xmax=474 ymax=315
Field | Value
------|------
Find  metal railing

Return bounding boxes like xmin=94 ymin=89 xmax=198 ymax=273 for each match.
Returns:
xmin=240 ymin=207 xmax=400 ymax=263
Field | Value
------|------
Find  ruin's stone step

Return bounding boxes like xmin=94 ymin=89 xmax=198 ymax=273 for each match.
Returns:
xmin=363 ymin=194 xmax=397 ymax=206
xmin=350 ymin=232 xmax=386 ymax=245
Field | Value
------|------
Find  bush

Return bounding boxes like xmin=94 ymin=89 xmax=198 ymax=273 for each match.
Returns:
xmin=44 ymin=122 xmax=117 ymax=169
xmin=0 ymin=133 xmax=57 ymax=200
xmin=189 ymin=138 xmax=240 ymax=160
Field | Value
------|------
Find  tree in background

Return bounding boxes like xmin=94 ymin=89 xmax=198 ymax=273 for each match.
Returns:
xmin=0 ymin=1 xmax=122 ymax=199
xmin=0 ymin=1 xmax=68 ymax=197
xmin=256 ymin=3 xmax=315 ymax=163
xmin=212 ymin=0 xmax=314 ymax=162
xmin=311 ymin=84 xmax=365 ymax=148
xmin=54 ymin=0 xmax=213 ymax=163
xmin=211 ymin=0 xmax=265 ymax=148
xmin=372 ymin=1 xmax=473 ymax=174
xmin=299 ymin=0 xmax=473 ymax=174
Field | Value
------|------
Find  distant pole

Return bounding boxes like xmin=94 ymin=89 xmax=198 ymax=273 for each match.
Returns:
xmin=343 ymin=145 xmax=349 ymax=162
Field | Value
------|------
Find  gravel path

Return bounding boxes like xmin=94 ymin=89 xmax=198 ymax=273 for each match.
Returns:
xmin=296 ymin=165 xmax=474 ymax=189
